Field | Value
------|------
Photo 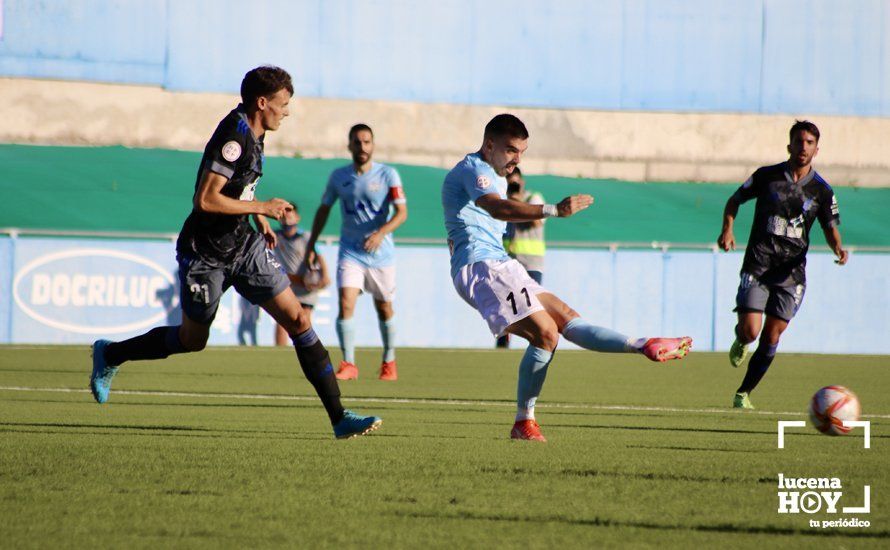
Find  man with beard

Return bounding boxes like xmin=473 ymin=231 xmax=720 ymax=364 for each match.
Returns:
xmin=718 ymin=120 xmax=848 ymax=409
xmin=304 ymin=124 xmax=408 ymax=381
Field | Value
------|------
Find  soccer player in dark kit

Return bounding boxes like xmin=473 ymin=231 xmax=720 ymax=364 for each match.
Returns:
xmin=717 ymin=120 xmax=849 ymax=410
xmin=89 ymin=66 xmax=382 ymax=438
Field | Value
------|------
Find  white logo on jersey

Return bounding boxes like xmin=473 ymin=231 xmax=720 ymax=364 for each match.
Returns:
xmin=239 ymin=179 xmax=258 ymax=201
xmin=368 ymin=181 xmax=382 ymax=192
xmin=476 ymin=175 xmax=491 ymax=190
xmin=222 ymin=141 xmax=242 ymax=162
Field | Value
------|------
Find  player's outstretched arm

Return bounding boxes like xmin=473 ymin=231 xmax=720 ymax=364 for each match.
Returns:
xmin=194 ymin=170 xmax=290 ymax=218
xmin=717 ymin=196 xmax=740 ymax=251
xmin=822 ymin=225 xmax=849 ymax=265
xmin=303 ymin=204 xmax=332 ymax=266
xmin=476 ymin=193 xmax=592 ymax=222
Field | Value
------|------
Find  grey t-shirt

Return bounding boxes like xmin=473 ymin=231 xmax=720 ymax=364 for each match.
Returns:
xmin=274 ymin=229 xmax=322 ymax=306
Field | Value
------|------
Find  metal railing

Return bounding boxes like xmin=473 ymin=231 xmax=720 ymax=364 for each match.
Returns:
xmin=2 ymin=227 xmax=889 ymax=253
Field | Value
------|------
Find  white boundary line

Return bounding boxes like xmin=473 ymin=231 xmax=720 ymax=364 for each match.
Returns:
xmin=1 ymin=385 xmax=888 ymax=419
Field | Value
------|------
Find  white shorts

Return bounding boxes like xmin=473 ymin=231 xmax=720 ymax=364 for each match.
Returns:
xmin=453 ymin=259 xmax=546 ymax=337
xmin=337 ymin=260 xmax=396 ymax=302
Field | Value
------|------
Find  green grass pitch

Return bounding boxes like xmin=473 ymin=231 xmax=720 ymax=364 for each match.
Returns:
xmin=1 ymin=346 xmax=888 ymax=548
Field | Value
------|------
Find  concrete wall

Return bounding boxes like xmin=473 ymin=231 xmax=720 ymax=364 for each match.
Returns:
xmin=2 ymin=78 xmax=888 ymax=186
xmin=3 ymin=236 xmax=886 ymax=354
xmin=2 ymin=0 xmax=889 ymax=116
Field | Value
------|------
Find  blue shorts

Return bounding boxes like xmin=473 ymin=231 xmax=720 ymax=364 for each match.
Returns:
xmin=177 ymin=233 xmax=290 ymax=324
xmin=734 ymin=272 xmax=806 ymax=322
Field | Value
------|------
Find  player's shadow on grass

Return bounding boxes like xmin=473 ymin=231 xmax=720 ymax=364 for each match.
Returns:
xmin=479 ymin=465 xmax=773 ymax=485
xmin=554 ymin=422 xmax=890 ymax=439
xmin=396 ymin=511 xmax=890 ymax=539
xmin=626 ymin=444 xmax=761 ymax=453
xmin=0 ymin=421 xmax=328 ymax=440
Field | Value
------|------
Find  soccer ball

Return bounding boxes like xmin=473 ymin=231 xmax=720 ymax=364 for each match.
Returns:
xmin=808 ymin=385 xmax=861 ymax=436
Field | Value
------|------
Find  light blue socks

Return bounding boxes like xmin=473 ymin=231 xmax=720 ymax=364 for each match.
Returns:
xmin=516 ymin=345 xmax=554 ymax=421
xmin=335 ymin=317 xmax=355 ymax=364
xmin=562 ymin=317 xmax=636 ymax=353
xmin=379 ymin=317 xmax=396 ymax=362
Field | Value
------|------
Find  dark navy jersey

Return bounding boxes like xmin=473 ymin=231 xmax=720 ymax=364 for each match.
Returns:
xmin=177 ymin=105 xmax=265 ymax=264
xmin=733 ymin=161 xmax=840 ymax=285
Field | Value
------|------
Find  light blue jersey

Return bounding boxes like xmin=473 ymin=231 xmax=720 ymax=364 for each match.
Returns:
xmin=442 ymin=153 xmax=511 ymax=278
xmin=322 ymin=162 xmax=405 ymax=268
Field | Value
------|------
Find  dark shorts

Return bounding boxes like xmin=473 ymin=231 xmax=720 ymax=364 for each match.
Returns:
xmin=734 ymin=272 xmax=806 ymax=322
xmin=178 ymin=233 xmax=290 ymax=324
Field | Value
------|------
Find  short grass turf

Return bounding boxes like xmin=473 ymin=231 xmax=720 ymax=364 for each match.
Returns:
xmin=1 ymin=346 xmax=888 ymax=549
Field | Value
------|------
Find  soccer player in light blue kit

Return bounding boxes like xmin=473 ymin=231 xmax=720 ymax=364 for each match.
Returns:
xmin=443 ymin=114 xmax=693 ymax=442
xmin=304 ymin=124 xmax=407 ymax=381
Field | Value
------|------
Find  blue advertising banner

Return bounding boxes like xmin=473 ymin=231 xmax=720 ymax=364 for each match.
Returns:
xmin=3 ymin=236 xmax=888 ymax=354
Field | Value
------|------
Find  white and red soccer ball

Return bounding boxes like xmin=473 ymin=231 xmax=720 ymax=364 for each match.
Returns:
xmin=808 ymin=385 xmax=861 ymax=436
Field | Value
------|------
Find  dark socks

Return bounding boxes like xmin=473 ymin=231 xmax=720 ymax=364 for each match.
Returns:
xmin=737 ymin=342 xmax=778 ymax=394
xmin=103 ymin=326 xmax=188 ymax=367
xmin=292 ymin=328 xmax=344 ymax=425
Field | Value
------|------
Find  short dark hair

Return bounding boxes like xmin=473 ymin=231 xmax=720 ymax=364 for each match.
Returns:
xmin=241 ymin=66 xmax=293 ymax=107
xmin=790 ymin=120 xmax=820 ymax=143
xmin=288 ymin=201 xmax=299 ymax=214
xmin=348 ymin=123 xmax=374 ymax=141
xmin=484 ymin=114 xmax=529 ymax=140
xmin=507 ymin=166 xmax=523 ymax=179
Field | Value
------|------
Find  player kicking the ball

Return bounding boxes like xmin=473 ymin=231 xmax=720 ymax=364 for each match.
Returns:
xmin=89 ymin=66 xmax=381 ymax=439
xmin=442 ymin=114 xmax=692 ymax=442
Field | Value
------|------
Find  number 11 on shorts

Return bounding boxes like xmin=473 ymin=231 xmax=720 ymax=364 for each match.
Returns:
xmin=506 ymin=287 xmax=531 ymax=315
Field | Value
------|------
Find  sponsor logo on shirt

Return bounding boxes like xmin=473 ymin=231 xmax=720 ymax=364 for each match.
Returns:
xmin=239 ymin=179 xmax=258 ymax=201
xmin=476 ymin=175 xmax=491 ymax=190
xmin=767 ymin=216 xmax=804 ymax=239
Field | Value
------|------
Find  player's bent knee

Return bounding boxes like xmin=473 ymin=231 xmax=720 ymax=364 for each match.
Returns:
xmin=533 ymin=326 xmax=560 ymax=352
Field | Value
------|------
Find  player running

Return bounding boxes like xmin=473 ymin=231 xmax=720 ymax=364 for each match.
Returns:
xmin=303 ymin=124 xmax=408 ymax=381
xmin=718 ymin=120 xmax=848 ymax=410
xmin=89 ymin=66 xmax=382 ymax=439
xmin=442 ymin=114 xmax=692 ymax=442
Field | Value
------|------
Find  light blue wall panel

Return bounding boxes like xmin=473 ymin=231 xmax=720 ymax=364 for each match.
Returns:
xmin=3 ymin=237 xmax=888 ymax=354
xmin=661 ymin=251 xmax=715 ymax=349
xmin=1 ymin=1 xmax=888 ymax=125
xmin=0 ymin=238 xmax=12 ymax=343
xmin=612 ymin=250 xmax=664 ymax=337
xmin=467 ymin=0 xmax=625 ymax=109
xmin=761 ymin=0 xmax=886 ymax=116
xmin=164 ymin=0 xmax=323 ymax=95
xmin=620 ymin=0 xmax=763 ymax=111
xmin=316 ymin=1 xmax=472 ymax=103
xmin=0 ymin=0 xmax=166 ymax=84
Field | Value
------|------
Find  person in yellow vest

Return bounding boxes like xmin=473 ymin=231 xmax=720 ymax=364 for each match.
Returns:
xmin=497 ymin=167 xmax=545 ymax=348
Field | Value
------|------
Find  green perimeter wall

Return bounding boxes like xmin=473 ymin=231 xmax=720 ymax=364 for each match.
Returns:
xmin=3 ymin=145 xmax=888 ymax=247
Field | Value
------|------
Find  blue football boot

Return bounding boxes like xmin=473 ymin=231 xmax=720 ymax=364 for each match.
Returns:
xmin=333 ymin=410 xmax=382 ymax=439
xmin=90 ymin=339 xmax=118 ymax=404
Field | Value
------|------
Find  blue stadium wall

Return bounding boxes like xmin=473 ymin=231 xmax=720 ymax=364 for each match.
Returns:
xmin=1 ymin=0 xmax=889 ymax=116
xmin=2 ymin=237 xmax=887 ymax=354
